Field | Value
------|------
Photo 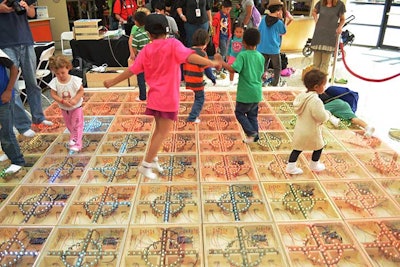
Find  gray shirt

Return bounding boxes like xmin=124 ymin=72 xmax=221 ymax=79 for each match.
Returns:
xmin=311 ymin=1 xmax=346 ymax=51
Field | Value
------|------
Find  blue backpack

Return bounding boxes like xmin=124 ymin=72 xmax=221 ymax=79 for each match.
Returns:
xmin=251 ymin=6 xmax=262 ymax=27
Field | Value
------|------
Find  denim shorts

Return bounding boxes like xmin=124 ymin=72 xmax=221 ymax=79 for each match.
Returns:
xmin=145 ymin=108 xmax=178 ymax=121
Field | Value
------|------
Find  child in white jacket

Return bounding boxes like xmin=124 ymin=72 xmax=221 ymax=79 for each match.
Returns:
xmin=286 ymin=69 xmax=332 ymax=175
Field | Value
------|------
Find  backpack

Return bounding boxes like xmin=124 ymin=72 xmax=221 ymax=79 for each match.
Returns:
xmin=251 ymin=6 xmax=262 ymax=27
xmin=267 ymin=53 xmax=288 ymax=70
xmin=323 ymin=86 xmax=359 ymax=113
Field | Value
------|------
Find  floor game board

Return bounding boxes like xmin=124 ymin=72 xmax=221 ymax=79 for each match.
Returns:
xmin=0 ymin=89 xmax=399 ymax=266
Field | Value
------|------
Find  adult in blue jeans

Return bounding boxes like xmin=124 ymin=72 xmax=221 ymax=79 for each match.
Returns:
xmin=0 ymin=49 xmax=25 ymax=174
xmin=176 ymin=0 xmax=212 ymax=47
xmin=0 ymin=0 xmax=53 ymax=136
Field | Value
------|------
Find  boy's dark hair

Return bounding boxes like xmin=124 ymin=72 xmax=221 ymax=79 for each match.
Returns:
xmin=221 ymin=0 xmax=232 ymax=8
xmin=269 ymin=5 xmax=283 ymax=13
xmin=154 ymin=1 xmax=166 ymax=12
xmin=243 ymin=28 xmax=260 ymax=47
xmin=134 ymin=11 xmax=147 ymax=26
xmin=303 ymin=69 xmax=327 ymax=91
xmin=233 ymin=24 xmax=243 ymax=31
xmin=192 ymin=29 xmax=209 ymax=47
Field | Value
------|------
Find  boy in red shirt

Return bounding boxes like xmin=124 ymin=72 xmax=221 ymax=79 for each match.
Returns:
xmin=212 ymin=0 xmax=232 ymax=60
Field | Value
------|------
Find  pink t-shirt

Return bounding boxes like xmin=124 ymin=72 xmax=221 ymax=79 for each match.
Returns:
xmin=129 ymin=38 xmax=194 ymax=112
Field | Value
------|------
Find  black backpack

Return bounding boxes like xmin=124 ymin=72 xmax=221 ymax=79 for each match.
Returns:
xmin=267 ymin=53 xmax=289 ymax=70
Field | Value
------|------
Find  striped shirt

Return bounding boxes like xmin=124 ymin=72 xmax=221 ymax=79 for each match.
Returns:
xmin=183 ymin=47 xmax=208 ymax=91
xmin=132 ymin=26 xmax=150 ymax=53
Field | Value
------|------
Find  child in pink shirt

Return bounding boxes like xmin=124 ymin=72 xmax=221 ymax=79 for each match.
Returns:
xmin=104 ymin=14 xmax=221 ymax=179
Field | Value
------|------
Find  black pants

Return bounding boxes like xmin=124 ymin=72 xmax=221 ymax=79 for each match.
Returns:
xmin=288 ymin=148 xmax=323 ymax=163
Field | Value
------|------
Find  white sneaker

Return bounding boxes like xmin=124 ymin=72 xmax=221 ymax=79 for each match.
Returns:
xmin=0 ymin=154 xmax=9 ymax=162
xmin=151 ymin=157 xmax=164 ymax=173
xmin=135 ymin=97 xmax=145 ymax=102
xmin=364 ymin=126 xmax=375 ymax=137
xmin=329 ymin=116 xmax=340 ymax=128
xmin=69 ymin=140 xmax=76 ymax=146
xmin=194 ymin=118 xmax=201 ymax=123
xmin=285 ymin=162 xmax=303 ymax=175
xmin=69 ymin=146 xmax=80 ymax=152
xmin=243 ymin=136 xmax=255 ymax=143
xmin=310 ymin=161 xmax=325 ymax=172
xmin=138 ymin=162 xmax=157 ymax=179
xmin=5 ymin=164 xmax=22 ymax=174
xmin=22 ymin=129 xmax=36 ymax=138
xmin=41 ymin=120 xmax=54 ymax=126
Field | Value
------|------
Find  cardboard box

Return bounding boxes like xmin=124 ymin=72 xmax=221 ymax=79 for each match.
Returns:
xmin=73 ymin=19 xmax=103 ymax=40
xmin=86 ymin=67 xmax=136 ymax=88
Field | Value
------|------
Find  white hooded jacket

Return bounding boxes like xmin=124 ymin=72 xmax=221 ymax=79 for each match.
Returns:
xmin=291 ymin=91 xmax=331 ymax=151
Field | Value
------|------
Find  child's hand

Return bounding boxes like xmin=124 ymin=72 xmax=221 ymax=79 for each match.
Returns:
xmin=61 ymin=99 xmax=73 ymax=108
xmin=214 ymin=53 xmax=223 ymax=62
xmin=103 ymin=79 xmax=112 ymax=88
xmin=1 ymin=91 xmax=12 ymax=103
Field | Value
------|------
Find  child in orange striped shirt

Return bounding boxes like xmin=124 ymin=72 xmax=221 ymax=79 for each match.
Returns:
xmin=184 ymin=29 xmax=218 ymax=123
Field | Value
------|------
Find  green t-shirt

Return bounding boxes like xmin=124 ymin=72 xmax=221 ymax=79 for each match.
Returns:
xmin=132 ymin=26 xmax=150 ymax=52
xmin=232 ymin=49 xmax=264 ymax=103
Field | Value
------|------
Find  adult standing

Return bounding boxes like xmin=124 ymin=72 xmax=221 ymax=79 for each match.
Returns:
xmin=176 ymin=0 xmax=212 ymax=47
xmin=238 ymin=0 xmax=255 ymax=29
xmin=113 ymin=0 xmax=137 ymax=34
xmin=0 ymin=0 xmax=53 ymax=134
xmin=310 ymin=0 xmax=346 ymax=74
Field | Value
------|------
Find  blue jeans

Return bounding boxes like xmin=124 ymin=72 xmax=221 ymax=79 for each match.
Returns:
xmin=184 ymin=21 xmax=209 ymax=47
xmin=235 ymin=101 xmax=259 ymax=137
xmin=137 ymin=72 xmax=146 ymax=100
xmin=219 ymin=37 xmax=229 ymax=60
xmin=0 ymin=96 xmax=25 ymax=166
xmin=3 ymin=45 xmax=46 ymax=126
xmin=188 ymin=90 xmax=204 ymax=121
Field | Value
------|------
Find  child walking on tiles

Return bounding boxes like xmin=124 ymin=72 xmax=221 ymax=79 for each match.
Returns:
xmin=48 ymin=55 xmax=84 ymax=152
xmin=221 ymin=28 xmax=264 ymax=143
xmin=104 ymin=14 xmax=221 ymax=180
xmin=285 ymin=69 xmax=332 ymax=175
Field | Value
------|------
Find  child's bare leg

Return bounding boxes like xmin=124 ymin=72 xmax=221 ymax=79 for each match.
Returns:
xmin=144 ymin=117 xmax=173 ymax=163
xmin=351 ymin=117 xmax=375 ymax=137
xmin=350 ymin=117 xmax=367 ymax=129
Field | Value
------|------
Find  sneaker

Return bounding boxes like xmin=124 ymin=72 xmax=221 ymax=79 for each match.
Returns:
xmin=329 ymin=116 xmax=340 ymax=128
xmin=22 ymin=129 xmax=36 ymax=138
xmin=135 ymin=97 xmax=145 ymax=102
xmin=138 ymin=162 xmax=157 ymax=179
xmin=69 ymin=146 xmax=80 ymax=152
xmin=5 ymin=164 xmax=22 ymax=174
xmin=389 ymin=128 xmax=400 ymax=142
xmin=41 ymin=120 xmax=54 ymax=126
xmin=310 ymin=161 xmax=325 ymax=172
xmin=0 ymin=154 xmax=9 ymax=162
xmin=243 ymin=136 xmax=255 ymax=143
xmin=151 ymin=157 xmax=164 ymax=173
xmin=334 ymin=78 xmax=348 ymax=84
xmin=262 ymin=78 xmax=272 ymax=87
xmin=194 ymin=118 xmax=201 ymax=124
xmin=285 ymin=162 xmax=303 ymax=175
xmin=364 ymin=126 xmax=375 ymax=137
xmin=69 ymin=140 xmax=76 ymax=146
